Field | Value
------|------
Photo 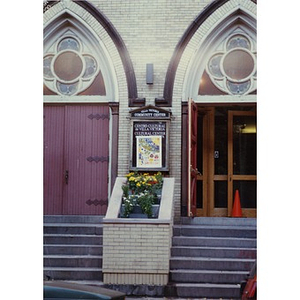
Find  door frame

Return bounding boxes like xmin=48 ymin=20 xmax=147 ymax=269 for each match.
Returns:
xmin=183 ymin=103 xmax=257 ymax=218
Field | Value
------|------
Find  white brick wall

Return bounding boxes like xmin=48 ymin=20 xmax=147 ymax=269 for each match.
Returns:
xmin=103 ymin=222 xmax=172 ymax=285
xmin=86 ymin=1 xmax=213 ymax=221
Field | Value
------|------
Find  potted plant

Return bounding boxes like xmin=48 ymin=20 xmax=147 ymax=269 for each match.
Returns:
xmin=120 ymin=172 xmax=163 ymax=218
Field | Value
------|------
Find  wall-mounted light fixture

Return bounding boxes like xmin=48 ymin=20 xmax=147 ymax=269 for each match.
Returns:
xmin=146 ymin=63 xmax=153 ymax=85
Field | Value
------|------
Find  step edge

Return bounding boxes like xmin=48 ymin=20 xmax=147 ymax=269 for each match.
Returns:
xmin=44 ymin=255 xmax=102 ymax=259
xmin=173 ymin=225 xmax=256 ymax=230
xmin=170 ymin=257 xmax=256 ymax=262
xmin=170 ymin=282 xmax=241 ymax=288
xmin=173 ymin=236 xmax=257 ymax=241
xmin=44 ymin=267 xmax=102 ymax=271
xmin=170 ymin=269 xmax=249 ymax=274
xmin=44 ymin=244 xmax=102 ymax=247
xmin=44 ymin=223 xmax=103 ymax=227
xmin=171 ymin=246 xmax=257 ymax=250
xmin=44 ymin=234 xmax=102 ymax=237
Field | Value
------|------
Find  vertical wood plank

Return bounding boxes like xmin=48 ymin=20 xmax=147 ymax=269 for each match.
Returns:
xmin=43 ymin=106 xmax=65 ymax=214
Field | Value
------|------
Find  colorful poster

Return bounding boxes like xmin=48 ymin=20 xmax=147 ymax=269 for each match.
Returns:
xmin=136 ymin=136 xmax=162 ymax=168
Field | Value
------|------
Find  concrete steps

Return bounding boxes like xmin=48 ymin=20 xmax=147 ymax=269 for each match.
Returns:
xmin=166 ymin=217 xmax=257 ymax=299
xmin=43 ymin=216 xmax=103 ymax=281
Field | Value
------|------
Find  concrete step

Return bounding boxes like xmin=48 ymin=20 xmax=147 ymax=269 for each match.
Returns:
xmin=167 ymin=218 xmax=256 ymax=298
xmin=44 ymin=244 xmax=102 ymax=256
xmin=172 ymin=235 xmax=256 ymax=248
xmin=44 ymin=215 xmax=104 ymax=224
xmin=170 ymin=269 xmax=249 ymax=284
xmin=44 ymin=255 xmax=102 ymax=268
xmin=171 ymin=246 xmax=256 ymax=259
xmin=165 ymin=282 xmax=241 ymax=299
xmin=173 ymin=225 xmax=256 ymax=238
xmin=44 ymin=223 xmax=103 ymax=235
xmin=170 ymin=257 xmax=255 ymax=271
xmin=44 ymin=234 xmax=102 ymax=245
xmin=43 ymin=216 xmax=104 ymax=283
xmin=180 ymin=217 xmax=256 ymax=227
xmin=44 ymin=267 xmax=103 ymax=281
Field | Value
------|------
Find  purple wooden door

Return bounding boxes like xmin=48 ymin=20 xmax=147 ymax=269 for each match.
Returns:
xmin=44 ymin=105 xmax=109 ymax=215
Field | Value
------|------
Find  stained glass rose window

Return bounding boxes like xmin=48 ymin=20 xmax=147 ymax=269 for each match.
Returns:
xmin=43 ymin=36 xmax=102 ymax=96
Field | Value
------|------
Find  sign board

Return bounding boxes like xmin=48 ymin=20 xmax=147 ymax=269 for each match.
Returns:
xmin=130 ymin=106 xmax=171 ymax=171
xmin=131 ymin=106 xmax=171 ymax=119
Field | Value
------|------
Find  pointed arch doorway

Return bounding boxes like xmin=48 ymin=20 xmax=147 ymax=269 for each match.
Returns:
xmin=176 ymin=0 xmax=257 ymax=218
xmin=43 ymin=2 xmax=136 ymax=215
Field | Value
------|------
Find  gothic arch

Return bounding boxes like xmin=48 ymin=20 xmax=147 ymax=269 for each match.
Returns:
xmin=156 ymin=0 xmax=257 ymax=106
xmin=43 ymin=0 xmax=143 ymax=105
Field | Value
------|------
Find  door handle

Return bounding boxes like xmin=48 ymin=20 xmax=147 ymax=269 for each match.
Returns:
xmin=190 ymin=166 xmax=202 ymax=176
xmin=65 ymin=170 xmax=69 ymax=184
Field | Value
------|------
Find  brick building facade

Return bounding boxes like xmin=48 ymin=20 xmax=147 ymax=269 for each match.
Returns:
xmin=43 ymin=0 xmax=257 ymax=220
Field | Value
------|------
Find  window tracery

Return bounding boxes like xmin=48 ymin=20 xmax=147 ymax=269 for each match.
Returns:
xmin=43 ymin=35 xmax=104 ymax=96
xmin=200 ymin=34 xmax=257 ymax=95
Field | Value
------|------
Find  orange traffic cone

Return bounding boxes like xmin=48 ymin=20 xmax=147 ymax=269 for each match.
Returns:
xmin=232 ymin=189 xmax=242 ymax=217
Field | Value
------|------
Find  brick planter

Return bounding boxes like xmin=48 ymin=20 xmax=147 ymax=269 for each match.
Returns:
xmin=103 ymin=177 xmax=175 ymax=285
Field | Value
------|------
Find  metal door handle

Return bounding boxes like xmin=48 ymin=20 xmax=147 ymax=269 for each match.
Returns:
xmin=65 ymin=170 xmax=69 ymax=184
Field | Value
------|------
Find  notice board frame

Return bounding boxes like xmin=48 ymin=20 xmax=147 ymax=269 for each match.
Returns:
xmin=129 ymin=105 xmax=171 ymax=172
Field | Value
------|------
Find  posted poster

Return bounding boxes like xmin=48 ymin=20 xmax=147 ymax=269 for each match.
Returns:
xmin=136 ymin=136 xmax=162 ymax=168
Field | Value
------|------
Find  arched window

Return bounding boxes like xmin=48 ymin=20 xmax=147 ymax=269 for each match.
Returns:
xmin=43 ymin=7 xmax=121 ymax=103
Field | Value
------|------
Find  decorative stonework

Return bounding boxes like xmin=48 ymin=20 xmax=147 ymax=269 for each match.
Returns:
xmin=176 ymin=0 xmax=257 ymax=101
xmin=43 ymin=0 xmax=126 ymax=102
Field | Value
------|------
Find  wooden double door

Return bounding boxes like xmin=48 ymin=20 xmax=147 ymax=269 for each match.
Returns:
xmin=44 ymin=104 xmax=110 ymax=215
xmin=189 ymin=104 xmax=257 ymax=217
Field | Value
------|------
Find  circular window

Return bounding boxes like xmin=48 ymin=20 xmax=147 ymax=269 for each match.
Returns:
xmin=203 ymin=33 xmax=256 ymax=95
xmin=222 ymin=49 xmax=255 ymax=81
xmin=53 ymin=51 xmax=84 ymax=82
xmin=43 ymin=35 xmax=102 ymax=96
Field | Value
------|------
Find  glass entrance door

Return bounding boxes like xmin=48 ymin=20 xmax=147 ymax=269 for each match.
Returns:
xmin=228 ymin=110 xmax=257 ymax=217
xmin=196 ymin=106 xmax=256 ymax=217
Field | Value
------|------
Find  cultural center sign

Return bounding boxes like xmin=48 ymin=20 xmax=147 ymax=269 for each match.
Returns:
xmin=130 ymin=105 xmax=171 ymax=171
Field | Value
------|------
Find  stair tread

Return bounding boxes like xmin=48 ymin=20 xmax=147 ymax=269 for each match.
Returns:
xmin=171 ymin=256 xmax=255 ymax=261
xmin=174 ymin=224 xmax=256 ymax=229
xmin=44 ymin=223 xmax=103 ymax=227
xmin=172 ymin=245 xmax=256 ymax=250
xmin=44 ymin=267 xmax=102 ymax=271
xmin=171 ymin=282 xmax=240 ymax=288
xmin=45 ymin=244 xmax=102 ymax=247
xmin=44 ymin=255 xmax=102 ymax=258
xmin=174 ymin=235 xmax=256 ymax=240
xmin=44 ymin=234 xmax=101 ymax=237
xmin=170 ymin=269 xmax=249 ymax=274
